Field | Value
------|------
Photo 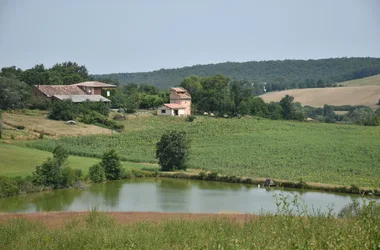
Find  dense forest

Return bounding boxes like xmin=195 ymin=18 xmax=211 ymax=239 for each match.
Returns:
xmin=93 ymin=57 xmax=380 ymax=91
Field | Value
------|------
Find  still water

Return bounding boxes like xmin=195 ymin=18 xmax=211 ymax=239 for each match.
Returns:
xmin=0 ymin=178 xmax=377 ymax=214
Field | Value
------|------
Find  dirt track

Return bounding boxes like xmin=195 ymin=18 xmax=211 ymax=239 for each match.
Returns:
xmin=0 ymin=212 xmax=257 ymax=228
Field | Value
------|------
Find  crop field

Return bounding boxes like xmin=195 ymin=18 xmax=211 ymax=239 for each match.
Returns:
xmin=0 ymin=144 xmax=156 ymax=177
xmin=23 ymin=116 xmax=380 ymax=188
xmin=260 ymin=85 xmax=380 ymax=108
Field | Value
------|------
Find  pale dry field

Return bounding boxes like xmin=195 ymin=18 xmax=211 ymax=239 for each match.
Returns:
xmin=260 ymin=85 xmax=380 ymax=108
xmin=2 ymin=112 xmax=113 ymax=139
xmin=341 ymin=74 xmax=380 ymax=86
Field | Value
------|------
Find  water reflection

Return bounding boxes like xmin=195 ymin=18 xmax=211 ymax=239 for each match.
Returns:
xmin=0 ymin=178 xmax=378 ymax=214
xmin=156 ymin=178 xmax=191 ymax=212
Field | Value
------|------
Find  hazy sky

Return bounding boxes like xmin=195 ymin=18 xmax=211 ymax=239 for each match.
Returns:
xmin=0 ymin=0 xmax=379 ymax=74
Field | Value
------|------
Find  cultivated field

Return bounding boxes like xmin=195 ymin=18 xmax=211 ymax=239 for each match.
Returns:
xmin=24 ymin=115 xmax=380 ymax=188
xmin=260 ymin=85 xmax=380 ymax=108
xmin=341 ymin=74 xmax=380 ymax=86
xmin=0 ymin=144 xmax=156 ymax=177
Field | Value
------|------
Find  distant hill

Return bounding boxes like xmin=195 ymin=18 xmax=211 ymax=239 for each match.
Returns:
xmin=341 ymin=74 xmax=380 ymax=86
xmin=260 ymin=85 xmax=380 ymax=108
xmin=92 ymin=57 xmax=380 ymax=90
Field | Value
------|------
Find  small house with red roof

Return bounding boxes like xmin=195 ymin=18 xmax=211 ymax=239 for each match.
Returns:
xmin=157 ymin=87 xmax=191 ymax=116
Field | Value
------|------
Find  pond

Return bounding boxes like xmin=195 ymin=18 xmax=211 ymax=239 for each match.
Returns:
xmin=0 ymin=178 xmax=378 ymax=214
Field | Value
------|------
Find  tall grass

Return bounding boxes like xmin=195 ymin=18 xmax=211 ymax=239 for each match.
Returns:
xmin=1 ymin=198 xmax=379 ymax=249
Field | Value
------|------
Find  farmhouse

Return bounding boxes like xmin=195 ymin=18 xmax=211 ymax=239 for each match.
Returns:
xmin=32 ymin=81 xmax=116 ymax=103
xmin=158 ymin=87 xmax=191 ymax=116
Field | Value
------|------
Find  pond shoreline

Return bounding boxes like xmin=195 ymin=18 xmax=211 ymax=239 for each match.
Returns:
xmin=157 ymin=171 xmax=380 ymax=197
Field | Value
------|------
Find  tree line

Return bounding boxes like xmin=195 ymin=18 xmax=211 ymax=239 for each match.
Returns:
xmin=93 ymin=57 xmax=380 ymax=91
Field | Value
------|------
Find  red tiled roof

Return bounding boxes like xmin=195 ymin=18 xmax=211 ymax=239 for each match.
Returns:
xmin=163 ymin=103 xmax=186 ymax=109
xmin=171 ymin=87 xmax=187 ymax=92
xmin=34 ymin=85 xmax=85 ymax=97
xmin=74 ymin=81 xmax=116 ymax=88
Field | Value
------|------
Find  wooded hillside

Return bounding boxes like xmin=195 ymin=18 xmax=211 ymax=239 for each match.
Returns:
xmin=93 ymin=57 xmax=380 ymax=90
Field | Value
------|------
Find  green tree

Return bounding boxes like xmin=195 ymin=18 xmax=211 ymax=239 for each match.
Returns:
xmin=101 ymin=149 xmax=123 ymax=180
xmin=156 ymin=130 xmax=190 ymax=171
xmin=279 ymin=95 xmax=296 ymax=120
xmin=268 ymin=102 xmax=283 ymax=120
xmin=0 ymin=76 xmax=30 ymax=110
xmin=0 ymin=110 xmax=3 ymax=139
xmin=88 ymin=163 xmax=106 ymax=182
xmin=32 ymin=145 xmax=72 ymax=189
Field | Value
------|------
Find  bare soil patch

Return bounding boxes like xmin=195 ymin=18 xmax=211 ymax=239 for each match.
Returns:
xmin=0 ymin=212 xmax=256 ymax=229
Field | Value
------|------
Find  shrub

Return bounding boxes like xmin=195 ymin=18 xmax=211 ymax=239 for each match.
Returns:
xmin=0 ymin=176 xmax=19 ymax=197
xmin=16 ymin=125 xmax=25 ymax=130
xmin=186 ymin=115 xmax=196 ymax=122
xmin=156 ymin=130 xmax=190 ymax=171
xmin=49 ymin=100 xmax=78 ymax=121
xmin=62 ymin=167 xmax=83 ymax=187
xmin=28 ymin=96 xmax=51 ymax=110
xmin=113 ymin=113 xmax=125 ymax=121
xmin=101 ymin=149 xmax=123 ymax=180
xmin=88 ymin=163 xmax=105 ymax=183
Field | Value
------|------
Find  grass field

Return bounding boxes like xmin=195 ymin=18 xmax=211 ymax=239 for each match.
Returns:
xmin=23 ymin=115 xmax=380 ymax=188
xmin=341 ymin=74 xmax=380 ymax=86
xmin=260 ymin=85 xmax=380 ymax=108
xmin=0 ymin=144 xmax=156 ymax=177
xmin=0 ymin=207 xmax=379 ymax=249
xmin=2 ymin=111 xmax=113 ymax=140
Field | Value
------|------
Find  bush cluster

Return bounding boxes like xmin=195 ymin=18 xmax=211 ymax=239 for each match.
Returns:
xmin=48 ymin=100 xmax=124 ymax=131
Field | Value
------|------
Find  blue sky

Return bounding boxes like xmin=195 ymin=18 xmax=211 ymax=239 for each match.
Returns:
xmin=0 ymin=0 xmax=379 ymax=74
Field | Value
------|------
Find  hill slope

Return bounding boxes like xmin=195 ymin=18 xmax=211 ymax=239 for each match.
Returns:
xmin=93 ymin=57 xmax=380 ymax=89
xmin=260 ymin=85 xmax=380 ymax=108
xmin=341 ymin=74 xmax=380 ymax=86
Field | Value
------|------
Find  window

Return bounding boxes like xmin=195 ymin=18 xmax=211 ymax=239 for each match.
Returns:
xmin=161 ymin=109 xmax=166 ymax=114
xmin=106 ymin=91 xmax=110 ymax=97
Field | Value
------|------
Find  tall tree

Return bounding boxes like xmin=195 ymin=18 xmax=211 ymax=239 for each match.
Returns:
xmin=279 ymin=95 xmax=296 ymax=120
xmin=156 ymin=130 xmax=190 ymax=171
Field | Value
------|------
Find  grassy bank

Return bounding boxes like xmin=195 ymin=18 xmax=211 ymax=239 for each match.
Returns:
xmin=1 ymin=206 xmax=379 ymax=249
xmin=24 ymin=115 xmax=380 ymax=188
xmin=0 ymin=144 xmax=156 ymax=177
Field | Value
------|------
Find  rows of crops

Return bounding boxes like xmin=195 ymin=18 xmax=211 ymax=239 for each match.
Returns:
xmin=24 ymin=116 xmax=380 ymax=188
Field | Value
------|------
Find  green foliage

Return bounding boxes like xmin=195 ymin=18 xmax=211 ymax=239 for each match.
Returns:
xmin=53 ymin=145 xmax=69 ymax=166
xmin=186 ymin=115 xmax=196 ymax=122
xmin=32 ymin=158 xmax=63 ymax=189
xmin=101 ymin=150 xmax=123 ymax=180
xmin=156 ymin=130 xmax=190 ymax=171
xmin=27 ymin=96 xmax=52 ymax=110
xmin=0 ymin=76 xmax=30 ymax=110
xmin=32 ymin=145 xmax=81 ymax=189
xmin=48 ymin=100 xmax=124 ymax=131
xmin=279 ymin=95 xmax=296 ymax=120
xmin=0 ymin=176 xmax=19 ymax=197
xmin=0 ymin=62 xmax=89 ymax=86
xmin=338 ymin=199 xmax=380 ymax=219
xmin=93 ymin=57 xmax=380 ymax=90
xmin=48 ymin=100 xmax=78 ymax=121
xmin=0 ymin=110 xmax=3 ymax=139
xmin=88 ymin=163 xmax=105 ymax=182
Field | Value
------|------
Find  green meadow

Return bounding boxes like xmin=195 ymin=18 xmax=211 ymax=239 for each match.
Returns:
xmin=23 ymin=115 xmax=380 ymax=188
xmin=0 ymin=143 xmax=156 ymax=177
